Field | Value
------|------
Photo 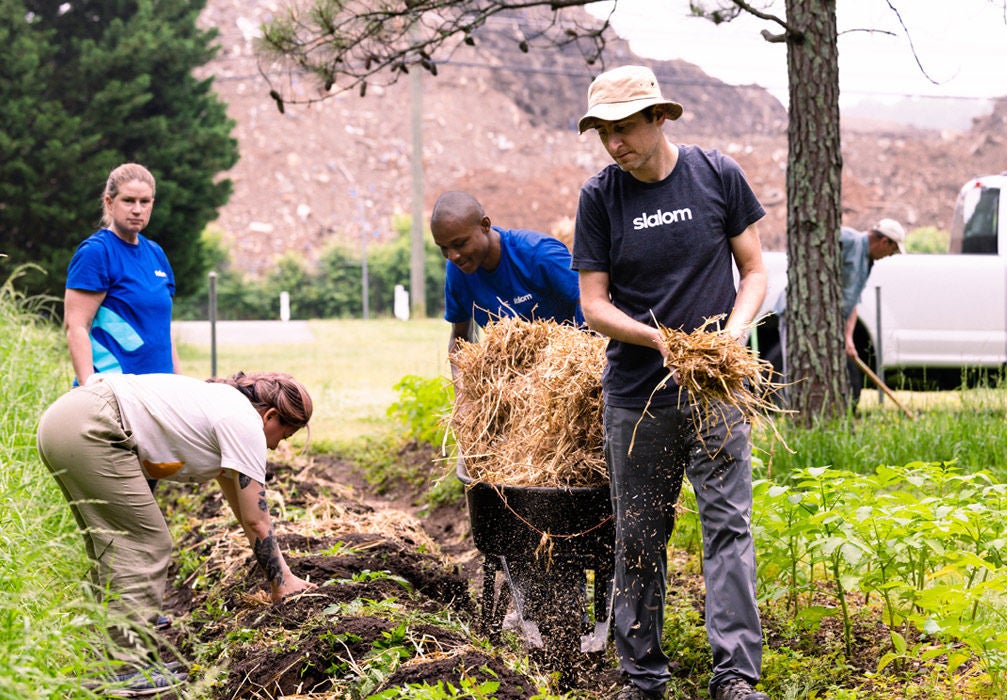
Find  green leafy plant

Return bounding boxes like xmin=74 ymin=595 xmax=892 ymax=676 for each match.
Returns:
xmin=367 ymin=674 xmax=501 ymax=699
xmin=747 ymin=460 xmax=1007 ymax=691
xmin=387 ymin=374 xmax=454 ymax=448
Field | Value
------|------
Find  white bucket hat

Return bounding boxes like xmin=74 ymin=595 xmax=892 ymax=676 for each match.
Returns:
xmin=578 ymin=65 xmax=683 ymax=134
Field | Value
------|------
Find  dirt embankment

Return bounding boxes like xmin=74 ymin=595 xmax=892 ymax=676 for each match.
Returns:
xmin=199 ymin=0 xmax=1005 ymax=278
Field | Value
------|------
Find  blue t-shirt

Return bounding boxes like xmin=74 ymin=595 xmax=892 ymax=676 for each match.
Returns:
xmin=572 ymin=145 xmax=765 ymax=407
xmin=443 ymin=227 xmax=583 ymax=327
xmin=66 ymin=229 xmax=176 ymax=378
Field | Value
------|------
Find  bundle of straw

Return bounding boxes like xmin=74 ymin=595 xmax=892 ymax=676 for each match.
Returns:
xmin=450 ymin=317 xmax=608 ymax=488
xmin=654 ymin=315 xmax=788 ymax=435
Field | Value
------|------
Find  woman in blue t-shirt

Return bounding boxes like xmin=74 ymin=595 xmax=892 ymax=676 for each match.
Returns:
xmin=64 ymin=162 xmax=180 ymax=386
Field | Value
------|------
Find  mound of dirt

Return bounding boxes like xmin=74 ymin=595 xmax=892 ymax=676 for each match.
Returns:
xmin=158 ymin=447 xmax=617 ymax=697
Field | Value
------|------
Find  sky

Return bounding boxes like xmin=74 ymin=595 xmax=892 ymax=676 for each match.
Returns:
xmin=586 ymin=0 xmax=1007 ymax=111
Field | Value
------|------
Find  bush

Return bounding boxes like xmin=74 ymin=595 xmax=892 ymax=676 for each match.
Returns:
xmin=174 ymin=220 xmax=447 ymax=321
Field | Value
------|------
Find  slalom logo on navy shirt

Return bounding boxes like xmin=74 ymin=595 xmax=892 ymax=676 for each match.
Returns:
xmin=633 ymin=207 xmax=693 ymax=230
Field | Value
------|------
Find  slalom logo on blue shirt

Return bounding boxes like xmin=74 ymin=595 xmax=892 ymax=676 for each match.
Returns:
xmin=633 ymin=207 xmax=694 ymax=230
xmin=154 ymin=269 xmax=168 ymax=278
xmin=513 ymin=293 xmax=533 ymax=304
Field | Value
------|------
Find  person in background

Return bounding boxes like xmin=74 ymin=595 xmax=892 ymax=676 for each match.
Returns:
xmin=430 ymin=190 xmax=583 ymax=359
xmin=65 ymin=162 xmax=181 ymax=386
xmin=772 ymin=217 xmax=906 ymax=408
xmin=37 ymin=371 xmax=316 ymax=695
xmin=572 ymin=65 xmax=770 ymax=700
xmin=839 ymin=218 xmax=906 ymax=404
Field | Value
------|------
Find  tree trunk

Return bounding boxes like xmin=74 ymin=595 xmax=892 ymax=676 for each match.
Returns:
xmin=784 ymin=0 xmax=848 ymax=423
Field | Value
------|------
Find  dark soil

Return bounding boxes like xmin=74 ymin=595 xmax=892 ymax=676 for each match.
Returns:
xmin=156 ymin=444 xmax=631 ymax=698
xmin=155 ymin=442 xmax=909 ymax=699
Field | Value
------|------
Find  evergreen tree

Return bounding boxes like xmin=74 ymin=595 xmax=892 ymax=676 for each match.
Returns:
xmin=0 ymin=0 xmax=237 ymax=300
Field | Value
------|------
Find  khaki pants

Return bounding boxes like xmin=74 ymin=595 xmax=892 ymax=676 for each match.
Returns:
xmin=36 ymin=382 xmax=172 ymax=657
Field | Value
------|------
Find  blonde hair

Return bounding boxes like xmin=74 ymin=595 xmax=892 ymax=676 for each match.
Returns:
xmin=209 ymin=371 xmax=314 ymax=429
xmin=101 ymin=163 xmax=156 ymax=228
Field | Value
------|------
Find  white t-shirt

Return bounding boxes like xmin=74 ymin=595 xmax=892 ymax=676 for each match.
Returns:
xmin=90 ymin=373 xmax=267 ymax=484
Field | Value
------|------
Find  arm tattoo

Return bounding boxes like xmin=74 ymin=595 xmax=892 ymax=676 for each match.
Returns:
xmin=253 ymin=531 xmax=285 ymax=588
xmin=238 ymin=473 xmax=269 ymax=513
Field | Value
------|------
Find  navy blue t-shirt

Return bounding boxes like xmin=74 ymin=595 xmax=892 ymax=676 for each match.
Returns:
xmin=66 ymin=229 xmax=176 ymax=379
xmin=572 ymin=145 xmax=765 ymax=408
xmin=443 ymin=227 xmax=583 ymax=327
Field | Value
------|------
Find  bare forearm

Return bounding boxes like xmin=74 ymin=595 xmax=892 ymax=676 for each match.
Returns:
xmin=582 ymin=298 xmax=662 ymax=353
xmin=726 ymin=269 xmax=768 ymax=339
xmin=66 ymin=328 xmax=94 ymax=384
xmin=226 ymin=473 xmax=292 ymax=593
xmin=252 ymin=530 xmax=290 ymax=590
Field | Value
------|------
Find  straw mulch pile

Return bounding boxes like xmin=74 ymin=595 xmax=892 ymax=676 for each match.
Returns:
xmin=653 ymin=315 xmax=789 ymax=437
xmin=449 ymin=317 xmax=608 ymax=489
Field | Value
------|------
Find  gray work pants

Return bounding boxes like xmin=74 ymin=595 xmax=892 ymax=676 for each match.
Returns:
xmin=36 ymin=382 xmax=172 ymax=660
xmin=604 ymin=401 xmax=763 ymax=695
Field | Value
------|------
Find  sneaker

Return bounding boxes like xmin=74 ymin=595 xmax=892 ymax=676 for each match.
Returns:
xmin=615 ymin=682 xmax=665 ymax=700
xmin=715 ymin=677 xmax=769 ymax=700
xmin=104 ymin=666 xmax=187 ymax=697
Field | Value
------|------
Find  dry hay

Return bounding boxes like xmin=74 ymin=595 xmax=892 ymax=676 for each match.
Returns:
xmin=176 ymin=475 xmax=442 ymax=595
xmin=651 ymin=315 xmax=789 ymax=443
xmin=449 ymin=317 xmax=608 ymax=488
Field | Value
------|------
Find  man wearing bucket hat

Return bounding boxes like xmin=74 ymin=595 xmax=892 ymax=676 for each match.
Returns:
xmin=572 ymin=65 xmax=770 ymax=700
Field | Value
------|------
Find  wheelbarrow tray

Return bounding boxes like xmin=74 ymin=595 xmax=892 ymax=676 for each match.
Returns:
xmin=456 ymin=460 xmax=614 ymax=564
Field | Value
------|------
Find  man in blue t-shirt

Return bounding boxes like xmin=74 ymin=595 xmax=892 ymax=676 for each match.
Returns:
xmin=572 ymin=66 xmax=769 ymax=700
xmin=430 ymin=190 xmax=583 ymax=357
xmin=431 ymin=189 xmax=585 ymax=655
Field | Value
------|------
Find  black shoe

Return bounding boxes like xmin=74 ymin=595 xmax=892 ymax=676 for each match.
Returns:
xmin=715 ymin=677 xmax=769 ymax=700
xmin=615 ymin=682 xmax=666 ymax=699
xmin=102 ymin=665 xmax=187 ymax=697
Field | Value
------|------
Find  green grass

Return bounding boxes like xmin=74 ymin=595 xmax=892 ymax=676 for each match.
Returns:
xmin=175 ymin=318 xmax=451 ymax=445
xmin=9 ymin=289 xmax=1007 ymax=697
xmin=758 ymin=389 xmax=1007 ymax=481
xmin=0 ymin=270 xmax=115 ymax=699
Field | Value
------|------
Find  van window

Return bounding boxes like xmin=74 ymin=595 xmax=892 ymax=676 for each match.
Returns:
xmin=952 ymin=185 xmax=999 ymax=254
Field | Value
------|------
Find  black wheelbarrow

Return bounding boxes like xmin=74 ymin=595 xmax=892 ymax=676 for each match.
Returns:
xmin=456 ymin=460 xmax=615 ymax=662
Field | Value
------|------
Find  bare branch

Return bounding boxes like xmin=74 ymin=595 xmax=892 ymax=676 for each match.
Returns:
xmin=884 ymin=0 xmax=941 ymax=85
xmin=689 ymin=0 xmax=797 ymax=44
xmin=255 ymin=0 xmax=611 ymax=106
xmin=730 ymin=0 xmax=789 ymax=31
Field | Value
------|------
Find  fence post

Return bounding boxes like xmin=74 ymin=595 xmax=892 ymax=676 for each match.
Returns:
xmin=874 ymin=285 xmax=883 ymax=404
xmin=280 ymin=291 xmax=290 ymax=322
xmin=209 ymin=271 xmax=217 ymax=378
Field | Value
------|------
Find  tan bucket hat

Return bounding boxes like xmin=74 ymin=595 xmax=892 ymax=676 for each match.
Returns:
xmin=578 ymin=65 xmax=683 ymax=134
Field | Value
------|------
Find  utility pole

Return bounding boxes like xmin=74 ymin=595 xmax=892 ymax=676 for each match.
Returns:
xmin=409 ymin=63 xmax=426 ymax=319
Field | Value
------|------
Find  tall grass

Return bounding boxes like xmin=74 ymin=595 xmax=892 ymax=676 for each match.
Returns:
xmin=758 ymin=392 xmax=1007 ymax=481
xmin=0 ymin=266 xmax=111 ymax=699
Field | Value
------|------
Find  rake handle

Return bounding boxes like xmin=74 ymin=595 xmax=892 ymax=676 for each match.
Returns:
xmin=853 ymin=355 xmax=915 ymax=420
